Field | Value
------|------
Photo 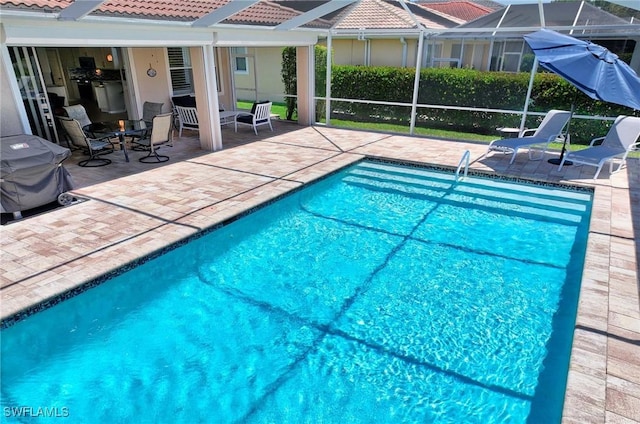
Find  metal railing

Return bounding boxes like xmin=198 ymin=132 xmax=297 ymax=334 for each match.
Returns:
xmin=455 ymin=149 xmax=470 ymax=182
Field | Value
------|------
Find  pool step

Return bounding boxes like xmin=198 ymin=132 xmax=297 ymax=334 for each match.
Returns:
xmin=355 ymin=162 xmax=591 ymax=203
xmin=343 ymin=162 xmax=591 ymax=223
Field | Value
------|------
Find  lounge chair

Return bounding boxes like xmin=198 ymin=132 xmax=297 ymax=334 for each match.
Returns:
xmin=485 ymin=109 xmax=572 ymax=164
xmin=234 ymin=101 xmax=273 ymax=135
xmin=558 ymin=116 xmax=640 ymax=179
xmin=57 ymin=117 xmax=114 ymax=167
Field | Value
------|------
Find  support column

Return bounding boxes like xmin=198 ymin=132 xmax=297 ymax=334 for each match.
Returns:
xmin=191 ymin=45 xmax=223 ymax=151
xmin=325 ymin=34 xmax=332 ymax=126
xmin=296 ymin=45 xmax=314 ymax=126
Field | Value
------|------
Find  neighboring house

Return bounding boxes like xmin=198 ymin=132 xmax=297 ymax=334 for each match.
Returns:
xmin=318 ymin=0 xmax=464 ymax=68
xmin=432 ymin=1 xmax=640 ymax=72
xmin=239 ymin=0 xmax=498 ymax=102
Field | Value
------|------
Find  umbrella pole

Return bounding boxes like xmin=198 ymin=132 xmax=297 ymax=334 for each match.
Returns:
xmin=520 ymin=58 xmax=538 ymax=132
xmin=547 ymin=102 xmax=575 ymax=165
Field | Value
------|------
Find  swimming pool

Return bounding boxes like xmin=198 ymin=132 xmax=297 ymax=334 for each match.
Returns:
xmin=1 ymin=160 xmax=592 ymax=423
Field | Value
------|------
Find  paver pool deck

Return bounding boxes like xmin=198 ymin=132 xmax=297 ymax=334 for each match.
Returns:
xmin=1 ymin=122 xmax=638 ymax=422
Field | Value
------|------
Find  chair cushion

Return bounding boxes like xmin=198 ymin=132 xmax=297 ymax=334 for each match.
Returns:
xmin=236 ymin=115 xmax=253 ymax=124
xmin=172 ymin=95 xmax=197 ymax=108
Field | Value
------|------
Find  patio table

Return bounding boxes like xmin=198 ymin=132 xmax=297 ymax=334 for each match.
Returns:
xmin=219 ymin=110 xmax=239 ymax=126
xmin=83 ymin=120 xmax=150 ymax=162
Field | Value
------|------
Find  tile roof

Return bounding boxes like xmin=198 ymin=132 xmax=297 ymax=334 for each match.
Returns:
xmin=417 ymin=1 xmax=493 ymax=22
xmin=0 ymin=0 xmax=462 ymax=29
xmin=0 ymin=0 xmax=312 ymax=26
xmin=333 ymin=0 xmax=461 ymax=30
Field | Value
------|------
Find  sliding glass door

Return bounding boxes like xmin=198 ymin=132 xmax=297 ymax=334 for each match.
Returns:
xmin=9 ymin=46 xmax=59 ymax=143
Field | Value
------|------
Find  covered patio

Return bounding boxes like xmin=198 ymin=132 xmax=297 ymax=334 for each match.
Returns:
xmin=1 ymin=124 xmax=639 ymax=422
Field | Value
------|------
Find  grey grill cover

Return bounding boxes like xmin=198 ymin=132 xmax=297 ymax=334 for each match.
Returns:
xmin=1 ymin=134 xmax=74 ymax=213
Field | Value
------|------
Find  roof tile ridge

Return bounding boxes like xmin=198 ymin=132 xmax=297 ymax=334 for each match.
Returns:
xmin=331 ymin=0 xmax=363 ymax=29
xmin=330 ymin=0 xmax=361 ymax=30
xmin=377 ymin=0 xmax=419 ymax=27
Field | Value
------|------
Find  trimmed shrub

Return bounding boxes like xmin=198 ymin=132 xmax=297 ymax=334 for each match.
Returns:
xmin=282 ymin=45 xmax=330 ymax=122
xmin=328 ymin=65 xmax=639 ymax=144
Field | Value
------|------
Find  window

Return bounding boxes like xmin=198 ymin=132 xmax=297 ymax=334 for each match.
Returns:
xmin=232 ymin=47 xmax=248 ymax=74
xmin=430 ymin=43 xmax=460 ymax=68
xmin=500 ymin=40 xmax=524 ymax=73
xmin=168 ymin=47 xmax=193 ymax=95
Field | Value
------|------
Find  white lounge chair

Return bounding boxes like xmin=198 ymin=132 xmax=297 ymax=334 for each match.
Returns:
xmin=558 ymin=116 xmax=640 ymax=180
xmin=485 ymin=109 xmax=572 ymax=164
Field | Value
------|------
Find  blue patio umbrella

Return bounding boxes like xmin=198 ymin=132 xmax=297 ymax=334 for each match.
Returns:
xmin=523 ymin=29 xmax=640 ymax=164
xmin=524 ymin=28 xmax=640 ymax=110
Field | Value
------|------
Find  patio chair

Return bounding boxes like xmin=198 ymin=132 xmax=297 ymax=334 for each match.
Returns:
xmin=234 ymin=101 xmax=273 ymax=135
xmin=131 ymin=101 xmax=164 ymax=147
xmin=484 ymin=109 xmax=572 ymax=164
xmin=57 ymin=117 xmax=114 ymax=167
xmin=62 ymin=104 xmax=92 ymax=128
xmin=174 ymin=105 xmax=199 ymax=137
xmin=142 ymin=101 xmax=164 ymax=122
xmin=558 ymin=116 xmax=640 ymax=179
xmin=133 ymin=113 xmax=173 ymax=163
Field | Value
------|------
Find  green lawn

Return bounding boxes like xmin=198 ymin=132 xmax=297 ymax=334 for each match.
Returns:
xmin=237 ymin=101 xmax=293 ymax=120
xmin=237 ymin=100 xmax=494 ymax=142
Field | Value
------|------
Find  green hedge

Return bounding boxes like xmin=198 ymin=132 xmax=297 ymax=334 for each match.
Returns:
xmin=329 ymin=66 xmax=639 ymax=144
xmin=282 ymin=45 xmax=328 ymax=121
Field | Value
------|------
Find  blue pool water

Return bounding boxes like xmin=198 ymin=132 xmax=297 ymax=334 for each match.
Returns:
xmin=1 ymin=161 xmax=592 ymax=423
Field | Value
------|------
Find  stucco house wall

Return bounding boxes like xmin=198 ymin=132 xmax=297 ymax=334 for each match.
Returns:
xmin=330 ymin=39 xmax=367 ymax=66
xmin=234 ymin=47 xmax=286 ymax=104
